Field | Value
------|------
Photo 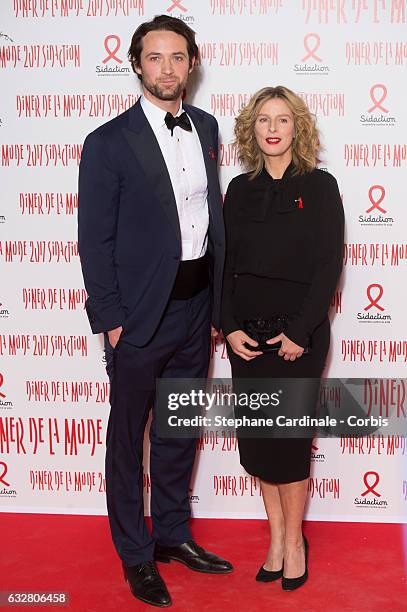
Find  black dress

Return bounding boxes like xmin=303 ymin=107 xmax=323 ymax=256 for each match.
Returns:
xmin=221 ymin=162 xmax=344 ymax=483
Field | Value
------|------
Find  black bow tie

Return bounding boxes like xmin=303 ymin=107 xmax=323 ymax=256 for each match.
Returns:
xmin=164 ymin=111 xmax=192 ymax=136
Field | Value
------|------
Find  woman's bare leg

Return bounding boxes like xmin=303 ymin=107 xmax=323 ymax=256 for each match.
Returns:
xmin=278 ymin=478 xmax=308 ymax=578
xmin=260 ymin=480 xmax=285 ymax=571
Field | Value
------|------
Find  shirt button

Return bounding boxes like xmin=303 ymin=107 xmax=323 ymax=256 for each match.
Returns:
xmin=186 ymin=197 xmax=188 ymax=200
xmin=182 ymin=168 xmax=185 ymax=171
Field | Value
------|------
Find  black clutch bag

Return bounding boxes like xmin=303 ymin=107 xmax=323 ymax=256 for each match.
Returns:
xmin=243 ymin=316 xmax=311 ymax=354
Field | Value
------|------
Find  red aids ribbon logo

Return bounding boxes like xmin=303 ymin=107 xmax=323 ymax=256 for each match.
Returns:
xmin=167 ymin=0 xmax=187 ymax=12
xmin=294 ymin=197 xmax=303 ymax=209
xmin=0 ymin=461 xmax=10 ymax=487
xmin=102 ymin=35 xmax=123 ymax=64
xmin=364 ymin=284 xmax=385 ymax=312
xmin=361 ymin=471 xmax=381 ymax=497
xmin=367 ymin=185 xmax=386 ymax=214
xmin=301 ymin=33 xmax=322 ymax=62
xmin=0 ymin=372 xmax=5 ymax=399
xmin=208 ymin=146 xmax=216 ymax=160
xmin=367 ymin=84 xmax=389 ymax=113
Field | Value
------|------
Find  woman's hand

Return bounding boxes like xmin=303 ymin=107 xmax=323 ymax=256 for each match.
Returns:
xmin=226 ymin=330 xmax=263 ymax=361
xmin=266 ymin=333 xmax=304 ymax=361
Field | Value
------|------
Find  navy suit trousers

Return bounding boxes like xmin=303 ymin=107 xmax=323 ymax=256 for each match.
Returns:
xmin=104 ymin=287 xmax=211 ymax=566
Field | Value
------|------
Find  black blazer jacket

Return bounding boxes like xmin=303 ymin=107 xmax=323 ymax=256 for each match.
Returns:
xmin=78 ymin=99 xmax=225 ymax=346
xmin=221 ymin=164 xmax=345 ymax=348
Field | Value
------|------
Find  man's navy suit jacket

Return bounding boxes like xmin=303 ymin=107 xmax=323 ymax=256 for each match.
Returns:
xmin=78 ymin=99 xmax=225 ymax=346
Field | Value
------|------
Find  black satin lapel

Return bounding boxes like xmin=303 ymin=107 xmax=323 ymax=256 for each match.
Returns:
xmin=122 ymin=124 xmax=181 ymax=243
xmin=186 ymin=110 xmax=220 ymax=223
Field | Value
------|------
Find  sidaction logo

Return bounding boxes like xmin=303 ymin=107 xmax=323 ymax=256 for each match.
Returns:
xmin=0 ymin=372 xmax=13 ymax=409
xmin=167 ymin=0 xmax=187 ymax=12
xmin=166 ymin=0 xmax=194 ymax=22
xmin=0 ymin=461 xmax=17 ymax=498
xmin=360 ymin=84 xmax=396 ymax=126
xmin=95 ymin=35 xmax=130 ymax=76
xmin=359 ymin=185 xmax=393 ymax=227
xmin=189 ymin=488 xmax=199 ymax=503
xmin=354 ymin=471 xmax=388 ymax=508
xmin=311 ymin=442 xmax=325 ymax=463
xmin=0 ymin=302 xmax=10 ymax=318
xmin=356 ymin=284 xmax=391 ymax=323
xmin=293 ymin=33 xmax=330 ymax=75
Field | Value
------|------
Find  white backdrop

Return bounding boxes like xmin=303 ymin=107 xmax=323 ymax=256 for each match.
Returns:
xmin=0 ymin=0 xmax=406 ymax=522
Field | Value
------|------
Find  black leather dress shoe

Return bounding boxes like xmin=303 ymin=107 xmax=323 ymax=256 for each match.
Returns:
xmin=155 ymin=540 xmax=233 ymax=574
xmin=255 ymin=563 xmax=283 ymax=582
xmin=282 ymin=536 xmax=309 ymax=591
xmin=123 ymin=561 xmax=172 ymax=607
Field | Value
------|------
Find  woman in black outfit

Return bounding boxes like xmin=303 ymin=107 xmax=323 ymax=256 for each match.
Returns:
xmin=221 ymin=86 xmax=344 ymax=590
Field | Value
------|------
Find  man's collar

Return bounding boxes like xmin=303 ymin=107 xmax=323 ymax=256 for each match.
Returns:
xmin=140 ymin=95 xmax=183 ymax=133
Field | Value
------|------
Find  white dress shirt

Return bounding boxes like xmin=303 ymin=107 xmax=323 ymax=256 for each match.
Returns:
xmin=140 ymin=95 xmax=209 ymax=261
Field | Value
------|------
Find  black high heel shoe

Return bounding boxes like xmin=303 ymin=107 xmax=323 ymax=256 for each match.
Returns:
xmin=255 ymin=562 xmax=284 ymax=582
xmin=281 ymin=536 xmax=308 ymax=591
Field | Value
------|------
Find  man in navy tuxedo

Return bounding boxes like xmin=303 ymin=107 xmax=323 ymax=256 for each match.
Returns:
xmin=78 ymin=15 xmax=231 ymax=608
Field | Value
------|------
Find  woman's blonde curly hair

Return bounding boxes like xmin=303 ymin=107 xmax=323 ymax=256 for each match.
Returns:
xmin=234 ymin=86 xmax=321 ymax=178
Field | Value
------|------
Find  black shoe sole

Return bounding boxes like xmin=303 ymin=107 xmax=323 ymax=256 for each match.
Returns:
xmin=124 ymin=576 xmax=172 ymax=607
xmin=130 ymin=589 xmax=172 ymax=607
xmin=154 ymin=554 xmax=233 ymax=574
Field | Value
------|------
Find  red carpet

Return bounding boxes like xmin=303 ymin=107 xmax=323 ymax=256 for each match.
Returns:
xmin=1 ymin=514 xmax=405 ymax=611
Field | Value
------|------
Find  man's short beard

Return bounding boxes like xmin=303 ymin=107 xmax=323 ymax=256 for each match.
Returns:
xmin=142 ymin=77 xmax=185 ymax=101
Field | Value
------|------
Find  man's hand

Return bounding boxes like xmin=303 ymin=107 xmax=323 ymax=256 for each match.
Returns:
xmin=266 ymin=333 xmax=304 ymax=361
xmin=226 ymin=330 xmax=263 ymax=361
xmin=108 ymin=326 xmax=123 ymax=349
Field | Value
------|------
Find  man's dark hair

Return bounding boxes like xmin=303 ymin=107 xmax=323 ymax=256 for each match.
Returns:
xmin=128 ymin=14 xmax=199 ymax=79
